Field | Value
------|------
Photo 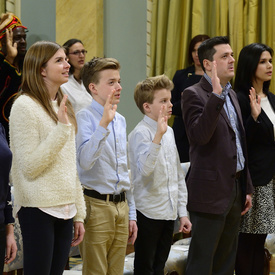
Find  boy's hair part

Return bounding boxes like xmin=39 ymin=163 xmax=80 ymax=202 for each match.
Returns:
xmin=81 ymin=57 xmax=121 ymax=94
xmin=134 ymin=74 xmax=174 ymax=114
xmin=198 ymin=36 xmax=230 ymax=72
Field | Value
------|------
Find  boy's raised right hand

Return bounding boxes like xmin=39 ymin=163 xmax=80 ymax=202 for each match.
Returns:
xmin=153 ymin=105 xmax=167 ymax=145
xmin=99 ymin=90 xmax=117 ymax=129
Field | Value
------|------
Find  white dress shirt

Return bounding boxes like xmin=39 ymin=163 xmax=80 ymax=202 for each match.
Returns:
xmin=128 ymin=115 xmax=188 ymax=220
xmin=61 ymin=74 xmax=93 ymax=114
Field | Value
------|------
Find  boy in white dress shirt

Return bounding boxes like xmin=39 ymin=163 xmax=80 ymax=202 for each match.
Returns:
xmin=128 ymin=74 xmax=192 ymax=275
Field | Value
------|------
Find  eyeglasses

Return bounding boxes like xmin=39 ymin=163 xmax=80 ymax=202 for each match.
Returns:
xmin=68 ymin=50 xmax=87 ymax=56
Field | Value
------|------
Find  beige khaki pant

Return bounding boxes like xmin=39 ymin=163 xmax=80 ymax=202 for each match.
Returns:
xmin=79 ymin=195 xmax=129 ymax=275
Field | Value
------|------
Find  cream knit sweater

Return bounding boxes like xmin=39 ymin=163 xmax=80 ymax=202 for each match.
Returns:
xmin=9 ymin=95 xmax=86 ymax=222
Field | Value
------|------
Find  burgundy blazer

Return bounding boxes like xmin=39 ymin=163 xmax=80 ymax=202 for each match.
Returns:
xmin=181 ymin=77 xmax=254 ymax=215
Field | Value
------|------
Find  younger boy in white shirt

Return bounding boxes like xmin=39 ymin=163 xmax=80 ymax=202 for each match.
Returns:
xmin=128 ymin=74 xmax=191 ymax=274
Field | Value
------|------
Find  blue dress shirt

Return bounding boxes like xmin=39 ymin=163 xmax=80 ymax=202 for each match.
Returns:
xmin=76 ymin=100 xmax=136 ymax=220
xmin=204 ymin=73 xmax=244 ymax=172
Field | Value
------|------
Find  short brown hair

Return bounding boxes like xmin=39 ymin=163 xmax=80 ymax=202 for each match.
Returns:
xmin=134 ymin=75 xmax=174 ymax=114
xmin=81 ymin=57 xmax=120 ymax=93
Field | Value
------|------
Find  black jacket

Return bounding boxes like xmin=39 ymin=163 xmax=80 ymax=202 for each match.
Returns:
xmin=171 ymin=65 xmax=202 ymax=162
xmin=0 ymin=123 xmax=14 ymax=224
xmin=237 ymin=91 xmax=275 ymax=186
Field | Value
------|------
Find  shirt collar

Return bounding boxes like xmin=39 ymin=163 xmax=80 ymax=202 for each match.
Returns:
xmin=143 ymin=115 xmax=158 ymax=130
xmin=222 ymin=82 xmax=232 ymax=96
xmin=204 ymin=73 xmax=232 ymax=95
xmin=204 ymin=73 xmax=212 ymax=85
xmin=91 ymin=99 xmax=104 ymax=115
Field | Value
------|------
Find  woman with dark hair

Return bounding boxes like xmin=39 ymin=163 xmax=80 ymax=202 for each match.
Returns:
xmin=234 ymin=43 xmax=275 ymax=275
xmin=9 ymin=41 xmax=86 ymax=275
xmin=171 ymin=34 xmax=210 ymax=162
xmin=61 ymin=39 xmax=92 ymax=113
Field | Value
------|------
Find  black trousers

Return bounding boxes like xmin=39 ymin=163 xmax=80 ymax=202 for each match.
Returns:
xmin=0 ymin=224 xmax=5 ymax=273
xmin=235 ymin=232 xmax=267 ymax=275
xmin=185 ymin=179 xmax=242 ymax=275
xmin=18 ymin=207 xmax=73 ymax=275
xmin=134 ymin=210 xmax=174 ymax=275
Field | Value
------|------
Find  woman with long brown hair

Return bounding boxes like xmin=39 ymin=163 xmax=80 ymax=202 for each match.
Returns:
xmin=9 ymin=41 xmax=86 ymax=275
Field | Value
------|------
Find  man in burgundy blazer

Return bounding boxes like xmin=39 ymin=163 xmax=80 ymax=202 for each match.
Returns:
xmin=182 ymin=36 xmax=254 ymax=275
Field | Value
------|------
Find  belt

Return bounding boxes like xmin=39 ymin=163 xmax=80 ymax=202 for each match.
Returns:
xmin=236 ymin=171 xmax=242 ymax=180
xmin=84 ymin=189 xmax=126 ymax=204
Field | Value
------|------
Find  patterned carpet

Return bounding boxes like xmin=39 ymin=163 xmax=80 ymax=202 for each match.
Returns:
xmin=67 ymin=255 xmax=275 ymax=274
xmin=69 ymin=256 xmax=82 ymax=269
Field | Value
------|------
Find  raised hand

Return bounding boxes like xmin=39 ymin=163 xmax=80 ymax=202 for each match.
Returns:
xmin=5 ymin=29 xmax=18 ymax=64
xmin=153 ymin=105 xmax=168 ymax=144
xmin=157 ymin=104 xmax=168 ymax=135
xmin=99 ymin=90 xmax=117 ymax=129
xmin=249 ymin=87 xmax=261 ymax=121
xmin=58 ymin=94 xmax=70 ymax=125
xmin=211 ymin=61 xmax=222 ymax=95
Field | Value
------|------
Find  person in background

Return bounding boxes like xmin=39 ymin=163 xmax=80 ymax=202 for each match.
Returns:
xmin=181 ymin=36 xmax=254 ymax=274
xmin=9 ymin=41 xmax=86 ymax=275
xmin=76 ymin=57 xmax=137 ymax=274
xmin=0 ymin=123 xmax=17 ymax=272
xmin=171 ymin=34 xmax=209 ymax=162
xmin=234 ymin=43 xmax=275 ymax=275
xmin=0 ymin=12 xmax=27 ymax=142
xmin=128 ymin=74 xmax=191 ymax=275
xmin=61 ymin=39 xmax=92 ymax=113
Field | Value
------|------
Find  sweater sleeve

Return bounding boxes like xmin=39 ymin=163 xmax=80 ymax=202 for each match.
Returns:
xmin=73 ymin=175 xmax=86 ymax=223
xmin=10 ymin=96 xmax=72 ymax=181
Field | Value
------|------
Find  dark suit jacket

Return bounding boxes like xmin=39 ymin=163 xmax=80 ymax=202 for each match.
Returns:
xmin=237 ymin=91 xmax=275 ymax=186
xmin=181 ymin=76 xmax=254 ymax=215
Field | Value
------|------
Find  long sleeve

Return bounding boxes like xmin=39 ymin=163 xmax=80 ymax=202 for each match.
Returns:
xmin=130 ymin=130 xmax=161 ymax=178
xmin=76 ymin=109 xmax=109 ymax=171
xmin=10 ymin=98 xmax=72 ymax=181
xmin=177 ymin=159 xmax=188 ymax=218
xmin=128 ymin=117 xmax=185 ymax=220
xmin=0 ymin=123 xmax=14 ymax=224
xmin=9 ymin=95 xmax=85 ymax=217
xmin=182 ymin=87 xmax=225 ymax=145
xmin=73 ymin=175 xmax=86 ymax=223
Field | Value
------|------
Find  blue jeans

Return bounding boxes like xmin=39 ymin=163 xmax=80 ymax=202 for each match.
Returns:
xmin=18 ymin=207 xmax=73 ymax=275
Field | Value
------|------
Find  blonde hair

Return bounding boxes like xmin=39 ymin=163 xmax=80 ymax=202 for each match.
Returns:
xmin=18 ymin=41 xmax=77 ymax=131
xmin=134 ymin=74 xmax=174 ymax=114
xmin=81 ymin=57 xmax=120 ymax=93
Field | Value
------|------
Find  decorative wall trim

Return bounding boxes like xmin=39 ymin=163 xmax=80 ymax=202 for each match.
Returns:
xmin=6 ymin=0 xmax=15 ymax=13
xmin=147 ymin=0 xmax=152 ymax=77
